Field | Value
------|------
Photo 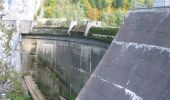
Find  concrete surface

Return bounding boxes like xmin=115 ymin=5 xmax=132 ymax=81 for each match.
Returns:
xmin=77 ymin=7 xmax=170 ymax=100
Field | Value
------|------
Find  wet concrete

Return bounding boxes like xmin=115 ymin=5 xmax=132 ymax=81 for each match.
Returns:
xmin=21 ymin=35 xmax=108 ymax=100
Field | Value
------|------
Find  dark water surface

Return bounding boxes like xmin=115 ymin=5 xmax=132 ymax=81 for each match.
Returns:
xmin=21 ymin=37 xmax=108 ymax=100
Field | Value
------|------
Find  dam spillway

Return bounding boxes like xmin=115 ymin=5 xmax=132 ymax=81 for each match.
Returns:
xmin=21 ymin=34 xmax=108 ymax=99
xmin=77 ymin=7 xmax=170 ymax=100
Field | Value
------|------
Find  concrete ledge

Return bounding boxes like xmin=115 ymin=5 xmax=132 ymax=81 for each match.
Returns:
xmin=67 ymin=20 xmax=78 ymax=35
xmin=21 ymin=34 xmax=110 ymax=49
xmin=84 ymin=21 xmax=101 ymax=37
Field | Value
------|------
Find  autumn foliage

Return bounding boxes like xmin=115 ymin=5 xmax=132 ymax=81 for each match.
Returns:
xmin=87 ymin=7 xmax=100 ymax=20
xmin=42 ymin=0 xmax=154 ymax=27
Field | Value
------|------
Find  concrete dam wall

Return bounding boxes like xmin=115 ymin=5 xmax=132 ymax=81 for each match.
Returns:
xmin=21 ymin=34 xmax=108 ymax=99
xmin=77 ymin=8 xmax=170 ymax=100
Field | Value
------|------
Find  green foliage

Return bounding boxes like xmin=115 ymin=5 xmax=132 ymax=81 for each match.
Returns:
xmin=56 ymin=0 xmax=85 ymax=22
xmin=89 ymin=0 xmax=96 ymax=8
xmin=112 ymin=11 xmax=126 ymax=27
xmin=69 ymin=95 xmax=75 ymax=100
xmin=0 ymin=62 xmax=31 ymax=100
xmin=44 ymin=6 xmax=55 ymax=18
xmin=42 ymin=0 xmax=127 ymax=27
xmin=89 ymin=27 xmax=118 ymax=36
xmin=101 ymin=10 xmax=126 ymax=27
xmin=45 ymin=20 xmax=53 ymax=26
xmin=41 ymin=0 xmax=155 ymax=27
xmin=88 ymin=27 xmax=118 ymax=43
xmin=87 ymin=33 xmax=114 ymax=43
xmin=112 ymin=0 xmax=124 ymax=8
xmin=88 ymin=0 xmax=108 ymax=10
xmin=7 ymin=92 xmax=32 ymax=100
xmin=71 ymin=0 xmax=79 ymax=4
xmin=97 ymin=0 xmax=108 ymax=10
xmin=44 ymin=0 xmax=57 ymax=18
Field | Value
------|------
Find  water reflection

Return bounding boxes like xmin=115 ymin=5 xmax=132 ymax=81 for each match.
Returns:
xmin=22 ymin=38 xmax=107 ymax=100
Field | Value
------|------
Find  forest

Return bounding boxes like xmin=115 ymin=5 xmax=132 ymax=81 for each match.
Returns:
xmin=42 ymin=0 xmax=154 ymax=27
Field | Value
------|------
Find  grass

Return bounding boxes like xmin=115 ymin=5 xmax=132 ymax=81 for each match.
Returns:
xmin=7 ymin=92 xmax=32 ymax=100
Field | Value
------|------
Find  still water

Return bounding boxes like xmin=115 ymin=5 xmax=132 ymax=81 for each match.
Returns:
xmin=21 ymin=36 xmax=108 ymax=100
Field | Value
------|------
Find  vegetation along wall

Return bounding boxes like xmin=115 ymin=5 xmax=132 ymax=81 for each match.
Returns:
xmin=41 ymin=0 xmax=154 ymax=27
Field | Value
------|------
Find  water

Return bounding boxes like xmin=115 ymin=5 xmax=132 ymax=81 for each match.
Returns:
xmin=21 ymin=37 xmax=108 ymax=100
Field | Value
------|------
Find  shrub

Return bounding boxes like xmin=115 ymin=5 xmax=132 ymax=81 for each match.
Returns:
xmin=87 ymin=7 xmax=100 ymax=20
xmin=100 ymin=10 xmax=127 ymax=27
xmin=88 ymin=34 xmax=113 ymax=43
xmin=44 ymin=6 xmax=54 ymax=18
xmin=88 ymin=0 xmax=108 ymax=10
xmin=112 ymin=0 xmax=124 ymax=8
xmin=89 ymin=27 xmax=119 ymax=36
xmin=87 ymin=27 xmax=119 ymax=43
xmin=43 ymin=0 xmax=57 ymax=18
xmin=45 ymin=20 xmax=53 ymax=26
xmin=0 ymin=62 xmax=32 ymax=100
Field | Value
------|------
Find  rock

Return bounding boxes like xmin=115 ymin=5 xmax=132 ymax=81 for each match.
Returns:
xmin=0 ymin=79 xmax=12 ymax=94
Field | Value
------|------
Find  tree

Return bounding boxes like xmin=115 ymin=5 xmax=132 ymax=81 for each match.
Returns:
xmin=88 ymin=0 xmax=96 ymax=8
xmin=87 ymin=7 xmax=100 ymax=20
xmin=44 ymin=0 xmax=57 ymax=18
xmin=71 ymin=0 xmax=79 ymax=4
xmin=96 ymin=0 xmax=108 ymax=10
xmin=44 ymin=6 xmax=54 ymax=17
xmin=88 ymin=0 xmax=108 ymax=10
xmin=112 ymin=0 xmax=124 ymax=8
